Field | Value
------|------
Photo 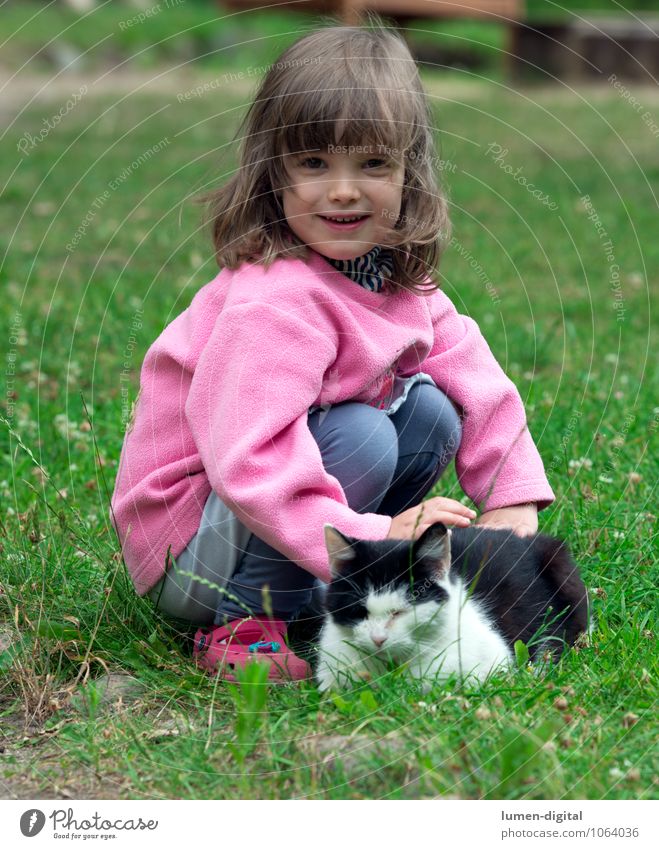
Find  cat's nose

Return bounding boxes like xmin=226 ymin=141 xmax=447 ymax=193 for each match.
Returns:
xmin=372 ymin=635 xmax=387 ymax=648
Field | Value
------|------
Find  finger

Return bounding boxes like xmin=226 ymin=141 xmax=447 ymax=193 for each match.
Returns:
xmin=429 ymin=497 xmax=477 ymax=519
xmin=433 ymin=511 xmax=472 ymax=527
xmin=413 ymin=516 xmax=469 ymax=540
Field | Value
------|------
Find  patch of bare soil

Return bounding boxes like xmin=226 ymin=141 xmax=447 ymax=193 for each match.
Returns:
xmin=0 ymin=672 xmax=149 ymax=800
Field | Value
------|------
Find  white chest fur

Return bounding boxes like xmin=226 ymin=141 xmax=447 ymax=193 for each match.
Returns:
xmin=414 ymin=578 xmax=512 ymax=684
xmin=316 ymin=578 xmax=512 ymax=692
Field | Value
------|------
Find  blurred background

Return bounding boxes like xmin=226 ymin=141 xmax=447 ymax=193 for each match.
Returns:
xmin=3 ymin=0 xmax=659 ymax=81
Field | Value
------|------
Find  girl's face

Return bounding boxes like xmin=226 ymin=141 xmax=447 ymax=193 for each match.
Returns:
xmin=281 ymin=145 xmax=405 ymax=261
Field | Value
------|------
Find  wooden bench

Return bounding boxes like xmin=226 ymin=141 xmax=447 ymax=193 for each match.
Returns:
xmin=221 ymin=1 xmax=523 ymax=27
xmin=511 ymin=15 xmax=659 ymax=82
xmin=221 ymin=0 xmax=523 ymax=74
xmin=220 ymin=3 xmax=657 ymax=81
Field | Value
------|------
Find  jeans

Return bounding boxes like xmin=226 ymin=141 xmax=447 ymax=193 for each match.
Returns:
xmin=149 ymin=382 xmax=462 ymax=626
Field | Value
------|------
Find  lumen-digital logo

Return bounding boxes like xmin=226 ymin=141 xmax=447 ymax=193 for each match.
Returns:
xmin=20 ymin=809 xmax=46 ymax=837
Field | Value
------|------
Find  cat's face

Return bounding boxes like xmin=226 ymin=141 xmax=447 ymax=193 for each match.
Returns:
xmin=323 ymin=523 xmax=451 ymax=662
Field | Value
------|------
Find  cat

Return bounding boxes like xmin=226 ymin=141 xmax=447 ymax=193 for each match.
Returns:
xmin=307 ymin=522 xmax=589 ymax=692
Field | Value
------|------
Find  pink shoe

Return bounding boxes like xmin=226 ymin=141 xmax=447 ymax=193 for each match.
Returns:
xmin=193 ymin=616 xmax=311 ymax=682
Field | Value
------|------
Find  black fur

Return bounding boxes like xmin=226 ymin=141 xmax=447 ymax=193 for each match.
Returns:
xmin=289 ymin=523 xmax=589 ymax=664
xmin=446 ymin=525 xmax=589 ymax=660
xmin=327 ymin=537 xmax=449 ymax=627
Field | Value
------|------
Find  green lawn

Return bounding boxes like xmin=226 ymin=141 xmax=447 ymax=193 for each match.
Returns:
xmin=0 ymin=57 xmax=657 ymax=799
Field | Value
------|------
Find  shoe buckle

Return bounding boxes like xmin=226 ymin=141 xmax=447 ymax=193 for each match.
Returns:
xmin=248 ymin=640 xmax=280 ymax=654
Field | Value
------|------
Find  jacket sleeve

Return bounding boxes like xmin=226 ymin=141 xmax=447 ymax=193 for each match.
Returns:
xmin=420 ymin=289 xmax=555 ymax=512
xmin=185 ymin=302 xmax=393 ymax=583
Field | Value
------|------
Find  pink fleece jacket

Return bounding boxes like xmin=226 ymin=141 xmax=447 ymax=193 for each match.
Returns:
xmin=111 ymin=249 xmax=555 ymax=595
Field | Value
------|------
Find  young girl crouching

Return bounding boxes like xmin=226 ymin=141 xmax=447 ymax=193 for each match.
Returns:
xmin=111 ymin=21 xmax=554 ymax=682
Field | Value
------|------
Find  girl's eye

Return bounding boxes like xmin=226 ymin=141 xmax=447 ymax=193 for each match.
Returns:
xmin=298 ymin=157 xmax=324 ymax=169
xmin=364 ymin=159 xmax=389 ymax=170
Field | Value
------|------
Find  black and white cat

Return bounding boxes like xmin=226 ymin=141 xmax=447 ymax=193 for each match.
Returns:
xmin=313 ymin=522 xmax=589 ymax=691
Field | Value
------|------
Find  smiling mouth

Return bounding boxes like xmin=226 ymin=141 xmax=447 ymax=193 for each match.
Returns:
xmin=318 ymin=214 xmax=370 ymax=222
xmin=317 ymin=214 xmax=371 ymax=231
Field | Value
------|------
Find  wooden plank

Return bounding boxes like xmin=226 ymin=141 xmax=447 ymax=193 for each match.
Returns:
xmin=223 ymin=0 xmax=523 ymax=22
xmin=349 ymin=0 xmax=522 ymax=20
xmin=510 ymin=17 xmax=659 ymax=82
xmin=570 ymin=16 xmax=659 ymax=38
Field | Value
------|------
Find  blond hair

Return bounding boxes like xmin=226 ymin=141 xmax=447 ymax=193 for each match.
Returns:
xmin=196 ymin=16 xmax=451 ymax=295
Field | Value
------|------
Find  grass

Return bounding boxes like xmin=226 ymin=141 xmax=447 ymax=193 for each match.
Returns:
xmin=0 ymin=32 xmax=658 ymax=798
xmin=0 ymin=0 xmax=305 ymax=70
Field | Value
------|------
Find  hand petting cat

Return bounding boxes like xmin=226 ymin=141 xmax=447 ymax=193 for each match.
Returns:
xmin=387 ymin=498 xmax=539 ymax=541
xmin=387 ymin=496 xmax=478 ymax=541
xmin=476 ymin=502 xmax=539 ymax=537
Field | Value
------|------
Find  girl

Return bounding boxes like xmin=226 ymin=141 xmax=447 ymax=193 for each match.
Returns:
xmin=111 ymin=21 xmax=554 ymax=682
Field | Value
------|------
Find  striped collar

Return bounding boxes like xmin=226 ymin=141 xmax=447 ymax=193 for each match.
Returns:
xmin=325 ymin=245 xmax=394 ymax=293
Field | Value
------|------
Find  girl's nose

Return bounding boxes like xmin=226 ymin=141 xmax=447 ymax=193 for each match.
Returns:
xmin=327 ymin=177 xmax=361 ymax=203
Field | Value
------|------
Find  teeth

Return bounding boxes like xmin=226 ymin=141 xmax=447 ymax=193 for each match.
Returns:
xmin=325 ymin=215 xmax=364 ymax=222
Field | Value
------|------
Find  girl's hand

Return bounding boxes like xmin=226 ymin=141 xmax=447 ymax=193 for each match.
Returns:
xmin=476 ymin=503 xmax=538 ymax=538
xmin=386 ymin=496 xmax=477 ymax=541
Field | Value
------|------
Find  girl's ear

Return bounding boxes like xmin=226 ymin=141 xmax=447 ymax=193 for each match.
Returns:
xmin=323 ymin=524 xmax=356 ymax=575
xmin=412 ymin=522 xmax=452 ymax=578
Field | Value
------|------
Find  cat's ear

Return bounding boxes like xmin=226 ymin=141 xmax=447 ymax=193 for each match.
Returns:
xmin=323 ymin=524 xmax=356 ymax=575
xmin=413 ymin=522 xmax=452 ymax=578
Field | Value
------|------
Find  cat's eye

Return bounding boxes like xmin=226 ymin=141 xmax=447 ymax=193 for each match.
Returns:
xmin=390 ymin=610 xmax=406 ymax=618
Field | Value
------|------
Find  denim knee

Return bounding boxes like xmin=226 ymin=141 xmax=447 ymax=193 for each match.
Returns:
xmin=309 ymin=401 xmax=399 ymax=513
xmin=408 ymin=384 xmax=462 ymax=463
